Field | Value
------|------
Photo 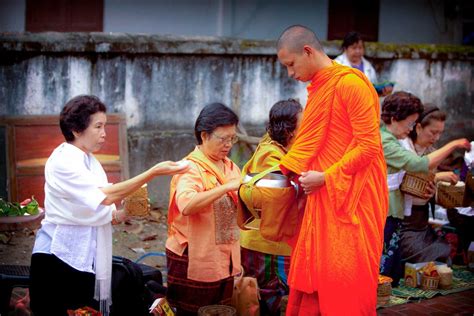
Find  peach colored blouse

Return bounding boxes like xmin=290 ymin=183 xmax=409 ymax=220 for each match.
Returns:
xmin=166 ymin=147 xmax=241 ymax=282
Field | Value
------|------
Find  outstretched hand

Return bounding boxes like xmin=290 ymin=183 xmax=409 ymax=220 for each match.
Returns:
xmin=453 ymin=138 xmax=471 ymax=151
xmin=299 ymin=170 xmax=325 ymax=195
xmin=154 ymin=160 xmax=191 ymax=176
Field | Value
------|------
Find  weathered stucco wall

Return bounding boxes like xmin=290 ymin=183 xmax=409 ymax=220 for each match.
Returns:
xmin=1 ymin=33 xmax=473 ymax=206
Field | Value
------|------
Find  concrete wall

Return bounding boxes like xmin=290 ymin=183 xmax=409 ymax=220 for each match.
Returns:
xmin=1 ymin=33 xmax=473 ymax=207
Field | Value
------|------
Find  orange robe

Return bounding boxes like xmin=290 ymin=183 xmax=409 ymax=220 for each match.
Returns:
xmin=281 ymin=62 xmax=388 ymax=315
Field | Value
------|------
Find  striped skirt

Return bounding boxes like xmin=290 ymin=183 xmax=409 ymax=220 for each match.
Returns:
xmin=241 ymin=247 xmax=290 ymax=315
xmin=166 ymin=248 xmax=234 ymax=316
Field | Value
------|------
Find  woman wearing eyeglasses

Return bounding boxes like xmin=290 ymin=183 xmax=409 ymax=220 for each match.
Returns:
xmin=398 ymin=105 xmax=470 ymax=265
xmin=379 ymin=92 xmax=470 ymax=286
xmin=165 ymin=103 xmax=242 ymax=315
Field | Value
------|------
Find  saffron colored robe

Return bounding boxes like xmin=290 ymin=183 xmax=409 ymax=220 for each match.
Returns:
xmin=282 ymin=62 xmax=388 ymax=315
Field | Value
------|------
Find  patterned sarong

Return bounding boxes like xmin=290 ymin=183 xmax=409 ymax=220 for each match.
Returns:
xmin=166 ymin=248 xmax=234 ymax=315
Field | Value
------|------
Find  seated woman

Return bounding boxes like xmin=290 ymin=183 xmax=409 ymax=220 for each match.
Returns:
xmin=29 ymin=95 xmax=189 ymax=316
xmin=165 ymin=103 xmax=242 ymax=315
xmin=379 ymin=92 xmax=470 ymax=285
xmin=240 ymin=99 xmax=303 ymax=315
xmin=399 ymin=105 xmax=470 ymax=264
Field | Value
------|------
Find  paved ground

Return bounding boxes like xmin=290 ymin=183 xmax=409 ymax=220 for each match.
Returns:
xmin=378 ymin=289 xmax=474 ymax=315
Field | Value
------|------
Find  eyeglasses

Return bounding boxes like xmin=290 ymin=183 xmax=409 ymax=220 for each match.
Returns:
xmin=212 ymin=133 xmax=239 ymax=145
xmin=407 ymin=121 xmax=417 ymax=129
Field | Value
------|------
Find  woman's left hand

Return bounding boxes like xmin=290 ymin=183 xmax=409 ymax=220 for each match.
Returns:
xmin=423 ymin=181 xmax=436 ymax=199
xmin=299 ymin=170 xmax=325 ymax=195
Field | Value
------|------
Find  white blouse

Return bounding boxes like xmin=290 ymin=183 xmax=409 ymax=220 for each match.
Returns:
xmin=33 ymin=142 xmax=115 ymax=273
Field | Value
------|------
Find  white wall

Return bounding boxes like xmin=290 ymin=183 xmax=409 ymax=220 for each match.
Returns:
xmin=379 ymin=0 xmax=462 ymax=44
xmin=0 ymin=0 xmax=25 ymax=32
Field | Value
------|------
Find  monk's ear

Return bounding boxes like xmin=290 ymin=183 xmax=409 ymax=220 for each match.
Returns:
xmin=303 ymin=45 xmax=313 ymax=56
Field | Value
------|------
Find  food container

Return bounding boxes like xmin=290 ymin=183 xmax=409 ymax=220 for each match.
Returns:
xmin=242 ymin=172 xmax=293 ymax=188
xmin=436 ymin=181 xmax=467 ymax=209
xmin=437 ymin=268 xmax=453 ymax=290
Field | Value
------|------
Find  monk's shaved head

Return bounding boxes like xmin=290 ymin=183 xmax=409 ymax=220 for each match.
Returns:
xmin=277 ymin=25 xmax=323 ymax=53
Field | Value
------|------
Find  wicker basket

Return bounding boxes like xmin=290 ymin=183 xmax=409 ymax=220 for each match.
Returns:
xmin=438 ymin=271 xmax=453 ymax=289
xmin=198 ymin=305 xmax=236 ymax=316
xmin=377 ymin=276 xmax=392 ymax=306
xmin=400 ymin=172 xmax=435 ymax=199
xmin=124 ymin=184 xmax=150 ymax=216
xmin=436 ymin=182 xmax=466 ymax=209
xmin=420 ymin=275 xmax=439 ymax=290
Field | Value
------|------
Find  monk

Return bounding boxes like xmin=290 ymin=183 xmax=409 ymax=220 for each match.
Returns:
xmin=276 ymin=25 xmax=388 ymax=315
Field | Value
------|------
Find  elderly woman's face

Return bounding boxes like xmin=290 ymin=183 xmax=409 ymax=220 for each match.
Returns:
xmin=345 ymin=40 xmax=364 ymax=66
xmin=201 ymin=125 xmax=237 ymax=161
xmin=72 ymin=111 xmax=107 ymax=153
xmin=415 ymin=119 xmax=444 ymax=148
xmin=390 ymin=113 xmax=419 ymax=140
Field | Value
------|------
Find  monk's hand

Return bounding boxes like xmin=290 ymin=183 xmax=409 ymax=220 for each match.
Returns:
xmin=423 ymin=180 xmax=436 ymax=199
xmin=299 ymin=171 xmax=325 ymax=195
xmin=153 ymin=160 xmax=191 ymax=175
xmin=435 ymin=171 xmax=459 ymax=185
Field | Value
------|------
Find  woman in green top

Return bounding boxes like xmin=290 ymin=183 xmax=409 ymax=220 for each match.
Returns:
xmin=379 ymin=91 xmax=470 ymax=285
xmin=240 ymin=99 xmax=303 ymax=315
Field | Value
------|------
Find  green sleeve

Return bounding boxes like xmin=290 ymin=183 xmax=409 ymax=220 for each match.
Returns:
xmin=382 ymin=132 xmax=429 ymax=173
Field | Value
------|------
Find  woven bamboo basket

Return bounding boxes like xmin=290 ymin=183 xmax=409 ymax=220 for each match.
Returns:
xmin=377 ymin=275 xmax=392 ymax=306
xmin=420 ymin=275 xmax=439 ymax=290
xmin=377 ymin=281 xmax=392 ymax=306
xmin=436 ymin=182 xmax=465 ymax=209
xmin=198 ymin=305 xmax=236 ymax=316
xmin=438 ymin=271 xmax=453 ymax=289
xmin=124 ymin=184 xmax=150 ymax=216
xmin=400 ymin=172 xmax=435 ymax=199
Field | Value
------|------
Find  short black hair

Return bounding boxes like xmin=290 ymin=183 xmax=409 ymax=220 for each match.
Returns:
xmin=277 ymin=24 xmax=324 ymax=53
xmin=267 ymin=99 xmax=302 ymax=147
xmin=194 ymin=103 xmax=239 ymax=144
xmin=60 ymin=95 xmax=107 ymax=142
xmin=341 ymin=31 xmax=363 ymax=49
xmin=381 ymin=91 xmax=423 ymax=125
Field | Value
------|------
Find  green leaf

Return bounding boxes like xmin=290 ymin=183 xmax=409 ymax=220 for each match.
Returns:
xmin=25 ymin=198 xmax=39 ymax=215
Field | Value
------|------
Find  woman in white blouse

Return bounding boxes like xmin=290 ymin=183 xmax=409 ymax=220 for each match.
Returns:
xmin=29 ymin=95 xmax=189 ymax=316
